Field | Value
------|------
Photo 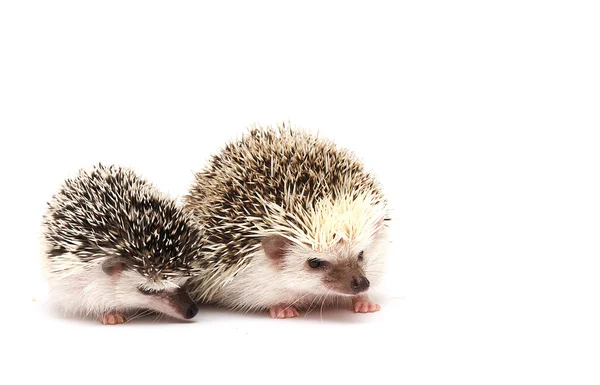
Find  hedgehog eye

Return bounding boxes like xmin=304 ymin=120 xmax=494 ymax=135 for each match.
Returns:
xmin=358 ymin=251 xmax=364 ymax=262
xmin=308 ymin=258 xmax=322 ymax=269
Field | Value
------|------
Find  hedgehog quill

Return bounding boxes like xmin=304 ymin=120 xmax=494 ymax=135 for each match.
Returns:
xmin=41 ymin=164 xmax=204 ymax=324
xmin=185 ymin=123 xmax=390 ymax=318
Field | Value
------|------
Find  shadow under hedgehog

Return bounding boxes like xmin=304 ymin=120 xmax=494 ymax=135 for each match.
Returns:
xmin=185 ymin=123 xmax=391 ymax=319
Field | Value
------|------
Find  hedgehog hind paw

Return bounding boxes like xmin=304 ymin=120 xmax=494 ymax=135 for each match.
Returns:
xmin=269 ymin=305 xmax=300 ymax=319
xmin=99 ymin=311 xmax=127 ymax=325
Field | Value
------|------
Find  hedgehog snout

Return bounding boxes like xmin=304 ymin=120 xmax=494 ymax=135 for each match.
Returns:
xmin=350 ymin=275 xmax=370 ymax=294
xmin=185 ymin=304 xmax=199 ymax=319
xmin=167 ymin=288 xmax=199 ymax=320
xmin=143 ymin=286 xmax=199 ymax=320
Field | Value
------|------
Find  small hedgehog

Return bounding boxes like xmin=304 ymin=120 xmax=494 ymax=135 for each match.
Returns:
xmin=185 ymin=123 xmax=390 ymax=318
xmin=41 ymin=164 xmax=204 ymax=324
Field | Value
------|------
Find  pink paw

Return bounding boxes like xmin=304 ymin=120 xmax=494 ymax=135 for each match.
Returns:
xmin=352 ymin=301 xmax=382 ymax=313
xmin=100 ymin=312 xmax=127 ymax=325
xmin=269 ymin=305 xmax=300 ymax=319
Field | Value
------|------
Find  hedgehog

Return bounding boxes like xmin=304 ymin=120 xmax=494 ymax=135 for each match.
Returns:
xmin=41 ymin=164 xmax=204 ymax=324
xmin=184 ymin=123 xmax=390 ymax=318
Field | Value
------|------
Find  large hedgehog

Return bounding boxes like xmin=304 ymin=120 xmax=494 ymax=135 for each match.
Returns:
xmin=185 ymin=123 xmax=390 ymax=318
xmin=41 ymin=164 xmax=204 ymax=324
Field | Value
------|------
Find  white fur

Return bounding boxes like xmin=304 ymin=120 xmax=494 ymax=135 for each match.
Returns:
xmin=42 ymin=241 xmax=191 ymax=320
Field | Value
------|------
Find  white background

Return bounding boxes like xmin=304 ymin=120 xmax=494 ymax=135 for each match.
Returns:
xmin=1 ymin=1 xmax=599 ymax=384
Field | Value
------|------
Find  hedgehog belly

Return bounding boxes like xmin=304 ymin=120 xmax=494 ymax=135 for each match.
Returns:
xmin=212 ymin=287 xmax=354 ymax=314
xmin=192 ymin=266 xmax=354 ymax=313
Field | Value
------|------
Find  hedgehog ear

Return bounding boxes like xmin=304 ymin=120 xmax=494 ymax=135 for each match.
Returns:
xmin=262 ymin=235 xmax=290 ymax=262
xmin=102 ymin=257 xmax=129 ymax=276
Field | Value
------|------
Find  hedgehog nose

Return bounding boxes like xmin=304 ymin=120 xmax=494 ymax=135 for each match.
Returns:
xmin=350 ymin=276 xmax=370 ymax=294
xmin=185 ymin=304 xmax=198 ymax=319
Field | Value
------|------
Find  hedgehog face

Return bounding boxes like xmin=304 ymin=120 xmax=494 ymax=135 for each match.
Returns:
xmin=263 ymin=227 xmax=389 ymax=297
xmin=102 ymin=257 xmax=198 ymax=320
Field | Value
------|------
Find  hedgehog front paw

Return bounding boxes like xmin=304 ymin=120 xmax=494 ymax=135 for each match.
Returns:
xmin=351 ymin=296 xmax=381 ymax=313
xmin=100 ymin=312 xmax=127 ymax=325
xmin=269 ymin=305 xmax=300 ymax=319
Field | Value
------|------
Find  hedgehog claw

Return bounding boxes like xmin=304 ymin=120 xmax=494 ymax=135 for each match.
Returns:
xmin=351 ymin=296 xmax=381 ymax=313
xmin=100 ymin=312 xmax=127 ymax=325
xmin=269 ymin=305 xmax=300 ymax=319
